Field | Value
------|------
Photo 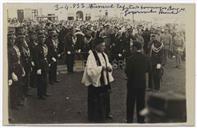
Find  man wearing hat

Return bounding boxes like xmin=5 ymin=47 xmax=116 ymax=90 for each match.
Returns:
xmin=142 ymin=28 xmax=151 ymax=55
xmin=28 ymin=29 xmax=38 ymax=88
xmin=15 ymin=26 xmax=32 ymax=101
xmin=34 ymin=31 xmax=49 ymax=99
xmin=8 ymin=30 xmax=25 ymax=109
xmin=149 ymin=37 xmax=164 ymax=92
xmin=45 ymin=29 xmax=60 ymax=85
xmin=74 ymin=27 xmax=85 ymax=54
xmin=82 ymin=37 xmax=114 ymax=122
xmin=160 ymin=29 xmax=172 ymax=65
xmin=64 ymin=28 xmax=75 ymax=73
xmin=125 ymin=41 xmax=151 ymax=123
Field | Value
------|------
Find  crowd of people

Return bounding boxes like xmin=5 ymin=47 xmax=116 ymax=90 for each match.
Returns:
xmin=7 ymin=18 xmax=185 ymax=123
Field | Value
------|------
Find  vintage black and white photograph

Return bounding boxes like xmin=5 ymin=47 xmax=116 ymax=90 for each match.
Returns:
xmin=3 ymin=2 xmax=195 ymax=125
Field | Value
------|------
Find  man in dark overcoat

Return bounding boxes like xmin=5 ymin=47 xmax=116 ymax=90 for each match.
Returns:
xmin=125 ymin=42 xmax=151 ymax=123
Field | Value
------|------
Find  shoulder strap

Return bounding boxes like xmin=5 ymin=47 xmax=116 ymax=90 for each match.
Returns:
xmin=92 ymin=50 xmax=105 ymax=85
xmin=102 ymin=53 xmax=111 ymax=87
xmin=92 ymin=50 xmax=102 ymax=66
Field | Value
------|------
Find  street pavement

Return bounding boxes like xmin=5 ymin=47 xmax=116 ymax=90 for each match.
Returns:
xmin=9 ymin=58 xmax=185 ymax=124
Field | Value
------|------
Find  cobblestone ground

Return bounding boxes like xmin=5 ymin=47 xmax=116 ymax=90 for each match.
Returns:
xmin=9 ymin=58 xmax=185 ymax=124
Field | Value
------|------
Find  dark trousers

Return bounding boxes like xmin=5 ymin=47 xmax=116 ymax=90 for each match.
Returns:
xmin=66 ymin=54 xmax=74 ymax=73
xmin=37 ymin=72 xmax=48 ymax=97
xmin=148 ymin=66 xmax=161 ymax=90
xmin=88 ymin=85 xmax=110 ymax=122
xmin=153 ymin=69 xmax=161 ymax=90
xmin=49 ymin=62 xmax=57 ymax=82
xmin=9 ymin=83 xmax=19 ymax=109
xmin=143 ymin=44 xmax=149 ymax=55
xmin=30 ymin=68 xmax=37 ymax=88
xmin=9 ymin=79 xmax=24 ymax=108
xmin=17 ymin=78 xmax=25 ymax=103
xmin=23 ymin=71 xmax=30 ymax=96
xmin=127 ymin=88 xmax=145 ymax=123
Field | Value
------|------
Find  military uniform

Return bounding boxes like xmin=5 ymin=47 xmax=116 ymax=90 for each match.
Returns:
xmin=28 ymin=30 xmax=38 ymax=88
xmin=8 ymin=30 xmax=25 ymax=108
xmin=34 ymin=32 xmax=49 ymax=99
xmin=45 ymin=30 xmax=59 ymax=84
xmin=149 ymin=40 xmax=164 ymax=91
xmin=16 ymin=26 xmax=32 ymax=97
xmin=64 ymin=31 xmax=75 ymax=73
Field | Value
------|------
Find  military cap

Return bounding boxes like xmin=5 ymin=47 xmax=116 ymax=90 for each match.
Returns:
xmin=15 ymin=26 xmax=26 ymax=38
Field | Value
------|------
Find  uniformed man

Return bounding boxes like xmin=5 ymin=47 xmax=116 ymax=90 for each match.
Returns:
xmin=149 ymin=36 xmax=164 ymax=91
xmin=83 ymin=26 xmax=94 ymax=61
xmin=74 ymin=28 xmax=85 ymax=61
xmin=74 ymin=27 xmax=85 ymax=53
xmin=34 ymin=30 xmax=49 ymax=99
xmin=28 ymin=29 xmax=38 ymax=88
xmin=160 ymin=29 xmax=172 ymax=65
xmin=64 ymin=28 xmax=75 ymax=73
xmin=110 ymin=26 xmax=120 ymax=62
xmin=8 ymin=29 xmax=25 ymax=109
xmin=45 ymin=30 xmax=60 ymax=85
xmin=15 ymin=26 xmax=32 ymax=98
xmin=173 ymin=32 xmax=184 ymax=68
xmin=142 ymin=28 xmax=151 ymax=55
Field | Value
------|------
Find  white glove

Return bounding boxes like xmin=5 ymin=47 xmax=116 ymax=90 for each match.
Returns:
xmin=78 ymin=49 xmax=81 ymax=53
xmin=52 ymin=57 xmax=56 ymax=62
xmin=36 ymin=69 xmax=42 ymax=75
xmin=67 ymin=51 xmax=71 ymax=54
xmin=8 ymin=79 xmax=13 ymax=86
xmin=156 ymin=64 xmax=161 ymax=69
xmin=57 ymin=54 xmax=61 ymax=58
xmin=49 ymin=64 xmax=51 ymax=67
xmin=118 ymin=53 xmax=122 ymax=57
xmin=22 ymin=68 xmax=26 ymax=77
xmin=12 ymin=72 xmax=18 ymax=82
xmin=31 ymin=61 xmax=35 ymax=66
xmin=130 ymin=42 xmax=133 ymax=46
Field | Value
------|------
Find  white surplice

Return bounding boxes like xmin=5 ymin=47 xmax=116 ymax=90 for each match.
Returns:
xmin=81 ymin=50 xmax=114 ymax=87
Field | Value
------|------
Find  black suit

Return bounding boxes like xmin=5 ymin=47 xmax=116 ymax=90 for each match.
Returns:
xmin=125 ymin=52 xmax=151 ymax=123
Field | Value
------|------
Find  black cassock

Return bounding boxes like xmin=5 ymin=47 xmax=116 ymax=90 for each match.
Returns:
xmin=87 ymin=51 xmax=111 ymax=123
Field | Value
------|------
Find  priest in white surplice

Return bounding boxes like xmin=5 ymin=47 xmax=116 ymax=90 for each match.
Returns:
xmin=82 ymin=37 xmax=114 ymax=122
